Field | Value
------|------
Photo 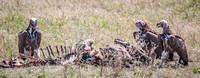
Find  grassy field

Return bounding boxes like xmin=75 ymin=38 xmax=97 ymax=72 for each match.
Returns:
xmin=0 ymin=0 xmax=200 ymax=77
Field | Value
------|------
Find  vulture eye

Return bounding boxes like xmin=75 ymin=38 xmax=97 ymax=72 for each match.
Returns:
xmin=30 ymin=21 xmax=33 ymax=25
xmin=156 ymin=23 xmax=162 ymax=27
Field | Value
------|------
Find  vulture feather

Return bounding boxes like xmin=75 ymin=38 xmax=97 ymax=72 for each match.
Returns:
xmin=18 ymin=18 xmax=41 ymax=58
xmin=133 ymin=20 xmax=173 ymax=64
xmin=157 ymin=20 xmax=188 ymax=68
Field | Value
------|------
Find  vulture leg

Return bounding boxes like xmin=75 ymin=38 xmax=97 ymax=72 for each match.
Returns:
xmin=33 ymin=48 xmax=40 ymax=58
xmin=150 ymin=51 xmax=157 ymax=64
xmin=159 ymin=50 xmax=168 ymax=68
xmin=24 ymin=48 xmax=30 ymax=56
xmin=145 ymin=32 xmax=159 ymax=64
xmin=172 ymin=52 xmax=180 ymax=69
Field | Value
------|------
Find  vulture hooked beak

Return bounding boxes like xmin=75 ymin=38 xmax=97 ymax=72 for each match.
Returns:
xmin=139 ymin=22 xmax=143 ymax=30
xmin=136 ymin=22 xmax=143 ymax=31
xmin=156 ymin=22 xmax=162 ymax=28
xmin=31 ymin=20 xmax=36 ymax=26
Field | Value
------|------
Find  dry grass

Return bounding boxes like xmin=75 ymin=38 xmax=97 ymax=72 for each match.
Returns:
xmin=0 ymin=0 xmax=200 ymax=77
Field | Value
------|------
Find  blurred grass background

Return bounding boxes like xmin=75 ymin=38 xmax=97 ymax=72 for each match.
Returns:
xmin=0 ymin=0 xmax=200 ymax=77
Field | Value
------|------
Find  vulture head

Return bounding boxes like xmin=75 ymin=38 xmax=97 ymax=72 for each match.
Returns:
xmin=156 ymin=20 xmax=168 ymax=29
xmin=135 ymin=20 xmax=145 ymax=31
xmin=26 ymin=18 xmax=38 ymax=39
xmin=29 ymin=18 xmax=37 ymax=29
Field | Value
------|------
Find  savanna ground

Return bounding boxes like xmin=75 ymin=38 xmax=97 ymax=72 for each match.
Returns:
xmin=0 ymin=0 xmax=200 ymax=78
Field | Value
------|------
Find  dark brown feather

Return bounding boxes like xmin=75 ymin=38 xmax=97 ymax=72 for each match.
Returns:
xmin=160 ymin=26 xmax=188 ymax=65
xmin=18 ymin=30 xmax=41 ymax=57
xmin=168 ymin=35 xmax=188 ymax=65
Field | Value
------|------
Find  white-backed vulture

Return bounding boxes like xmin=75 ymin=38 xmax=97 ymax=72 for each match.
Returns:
xmin=157 ymin=20 xmax=188 ymax=68
xmin=18 ymin=18 xmax=41 ymax=58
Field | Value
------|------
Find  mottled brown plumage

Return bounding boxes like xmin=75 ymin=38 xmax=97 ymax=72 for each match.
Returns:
xmin=157 ymin=20 xmax=188 ymax=68
xmin=18 ymin=18 xmax=41 ymax=58
xmin=18 ymin=30 xmax=41 ymax=58
xmin=133 ymin=21 xmax=167 ymax=64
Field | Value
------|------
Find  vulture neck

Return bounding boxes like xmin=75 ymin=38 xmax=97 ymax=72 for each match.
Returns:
xmin=26 ymin=26 xmax=37 ymax=39
xmin=162 ymin=26 xmax=173 ymax=35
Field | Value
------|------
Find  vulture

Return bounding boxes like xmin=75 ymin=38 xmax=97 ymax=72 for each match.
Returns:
xmin=133 ymin=20 xmax=166 ymax=64
xmin=18 ymin=18 xmax=41 ymax=58
xmin=157 ymin=20 xmax=188 ymax=68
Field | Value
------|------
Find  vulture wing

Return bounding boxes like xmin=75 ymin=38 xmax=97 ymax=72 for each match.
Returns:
xmin=18 ymin=30 xmax=28 ymax=53
xmin=168 ymin=35 xmax=188 ymax=65
xmin=36 ymin=31 xmax=42 ymax=48
xmin=145 ymin=32 xmax=164 ymax=58
xmin=145 ymin=32 xmax=158 ymax=45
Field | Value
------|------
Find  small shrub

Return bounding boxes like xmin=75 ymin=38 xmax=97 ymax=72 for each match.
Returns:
xmin=37 ymin=73 xmax=45 ymax=78
xmin=80 ymin=64 xmax=85 ymax=68
xmin=147 ymin=72 xmax=153 ymax=77
xmin=193 ymin=68 xmax=200 ymax=74
xmin=19 ymin=75 xmax=23 ymax=78
xmin=0 ymin=74 xmax=8 ymax=78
